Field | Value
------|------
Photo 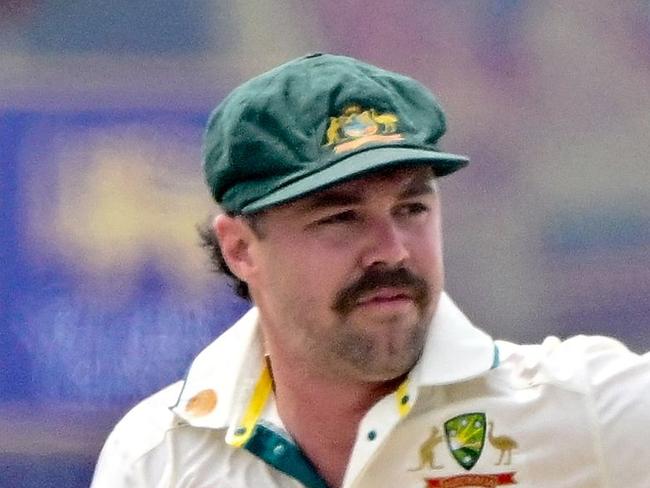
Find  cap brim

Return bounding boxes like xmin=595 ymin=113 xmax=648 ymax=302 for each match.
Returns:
xmin=240 ymin=146 xmax=469 ymax=213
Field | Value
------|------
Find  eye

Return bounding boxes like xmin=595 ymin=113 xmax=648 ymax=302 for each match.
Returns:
xmin=313 ymin=210 xmax=358 ymax=226
xmin=395 ymin=202 xmax=429 ymax=217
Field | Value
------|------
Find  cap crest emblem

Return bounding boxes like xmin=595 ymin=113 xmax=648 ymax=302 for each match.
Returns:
xmin=324 ymin=105 xmax=403 ymax=154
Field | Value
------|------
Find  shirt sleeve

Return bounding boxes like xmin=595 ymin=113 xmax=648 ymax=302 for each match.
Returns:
xmin=90 ymin=382 xmax=184 ymax=487
xmin=90 ymin=425 xmax=139 ymax=488
xmin=577 ymin=336 xmax=650 ymax=488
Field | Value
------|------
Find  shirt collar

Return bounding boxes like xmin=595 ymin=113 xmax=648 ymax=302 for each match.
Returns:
xmin=170 ymin=291 xmax=496 ymax=429
xmin=170 ymin=306 xmax=263 ymax=429
xmin=410 ymin=292 xmax=496 ymax=387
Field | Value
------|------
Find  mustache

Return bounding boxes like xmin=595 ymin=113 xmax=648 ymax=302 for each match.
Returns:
xmin=333 ymin=267 xmax=430 ymax=315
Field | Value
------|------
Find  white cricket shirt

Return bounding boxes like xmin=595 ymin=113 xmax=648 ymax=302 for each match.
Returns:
xmin=91 ymin=293 xmax=650 ymax=487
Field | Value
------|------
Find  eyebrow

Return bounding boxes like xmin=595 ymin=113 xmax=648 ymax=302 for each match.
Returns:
xmin=304 ymin=190 xmax=363 ymax=210
xmin=399 ymin=178 xmax=437 ymax=199
xmin=303 ymin=175 xmax=437 ymax=211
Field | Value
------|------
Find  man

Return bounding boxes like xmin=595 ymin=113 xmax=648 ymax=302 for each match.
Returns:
xmin=92 ymin=54 xmax=650 ymax=487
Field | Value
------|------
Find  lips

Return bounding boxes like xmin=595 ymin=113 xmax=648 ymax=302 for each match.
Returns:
xmin=356 ymin=287 xmax=414 ymax=306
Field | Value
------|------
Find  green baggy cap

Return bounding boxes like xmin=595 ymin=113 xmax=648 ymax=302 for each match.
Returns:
xmin=203 ymin=53 xmax=469 ymax=214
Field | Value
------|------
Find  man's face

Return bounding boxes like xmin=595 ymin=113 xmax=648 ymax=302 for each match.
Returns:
xmin=241 ymin=166 xmax=444 ymax=382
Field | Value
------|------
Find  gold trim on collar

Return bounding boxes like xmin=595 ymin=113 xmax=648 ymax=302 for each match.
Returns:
xmin=226 ymin=363 xmax=273 ymax=448
xmin=396 ymin=378 xmax=412 ymax=417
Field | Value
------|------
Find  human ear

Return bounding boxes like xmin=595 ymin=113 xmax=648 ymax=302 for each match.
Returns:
xmin=213 ymin=214 xmax=257 ymax=282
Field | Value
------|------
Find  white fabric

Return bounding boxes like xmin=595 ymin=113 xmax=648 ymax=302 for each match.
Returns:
xmin=91 ymin=293 xmax=650 ymax=487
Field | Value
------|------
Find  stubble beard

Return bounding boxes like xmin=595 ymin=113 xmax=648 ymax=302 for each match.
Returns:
xmin=327 ymin=311 xmax=430 ymax=381
xmin=321 ymin=266 xmax=434 ymax=382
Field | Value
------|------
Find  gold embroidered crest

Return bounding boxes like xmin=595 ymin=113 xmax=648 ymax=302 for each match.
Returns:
xmin=413 ymin=416 xmax=520 ymax=487
xmin=324 ymin=105 xmax=403 ymax=153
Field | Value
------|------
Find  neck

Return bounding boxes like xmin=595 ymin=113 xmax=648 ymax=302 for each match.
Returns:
xmin=268 ymin=353 xmax=404 ymax=488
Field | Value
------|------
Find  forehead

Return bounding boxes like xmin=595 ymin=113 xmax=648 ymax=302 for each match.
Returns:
xmin=289 ymin=166 xmax=436 ymax=210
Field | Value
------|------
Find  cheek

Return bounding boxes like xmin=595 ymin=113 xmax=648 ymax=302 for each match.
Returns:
xmin=256 ymin=240 xmax=344 ymax=302
xmin=409 ymin=225 xmax=444 ymax=277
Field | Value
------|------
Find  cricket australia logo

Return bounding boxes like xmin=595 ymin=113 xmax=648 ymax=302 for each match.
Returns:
xmin=444 ymin=413 xmax=487 ymax=470
xmin=323 ymin=105 xmax=403 ymax=153
xmin=414 ymin=413 xmax=518 ymax=487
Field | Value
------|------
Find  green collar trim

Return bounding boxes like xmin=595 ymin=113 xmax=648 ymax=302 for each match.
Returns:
xmin=244 ymin=423 xmax=329 ymax=488
xmin=491 ymin=343 xmax=500 ymax=369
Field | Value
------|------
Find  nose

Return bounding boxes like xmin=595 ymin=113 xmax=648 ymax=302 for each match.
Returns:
xmin=359 ymin=217 xmax=410 ymax=269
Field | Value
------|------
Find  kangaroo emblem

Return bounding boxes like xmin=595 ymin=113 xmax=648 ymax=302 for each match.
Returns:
xmin=410 ymin=426 xmax=444 ymax=471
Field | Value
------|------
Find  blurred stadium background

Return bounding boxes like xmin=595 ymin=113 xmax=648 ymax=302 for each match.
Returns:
xmin=1 ymin=1 xmax=649 ymax=486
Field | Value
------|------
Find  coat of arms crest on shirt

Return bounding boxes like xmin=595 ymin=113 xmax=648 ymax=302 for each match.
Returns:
xmin=444 ymin=412 xmax=487 ymax=471
xmin=413 ymin=413 xmax=519 ymax=487
xmin=323 ymin=105 xmax=403 ymax=153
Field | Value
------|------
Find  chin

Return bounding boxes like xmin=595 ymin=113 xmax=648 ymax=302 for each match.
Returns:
xmin=359 ymin=357 xmax=419 ymax=383
xmin=365 ymin=336 xmax=425 ymax=381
